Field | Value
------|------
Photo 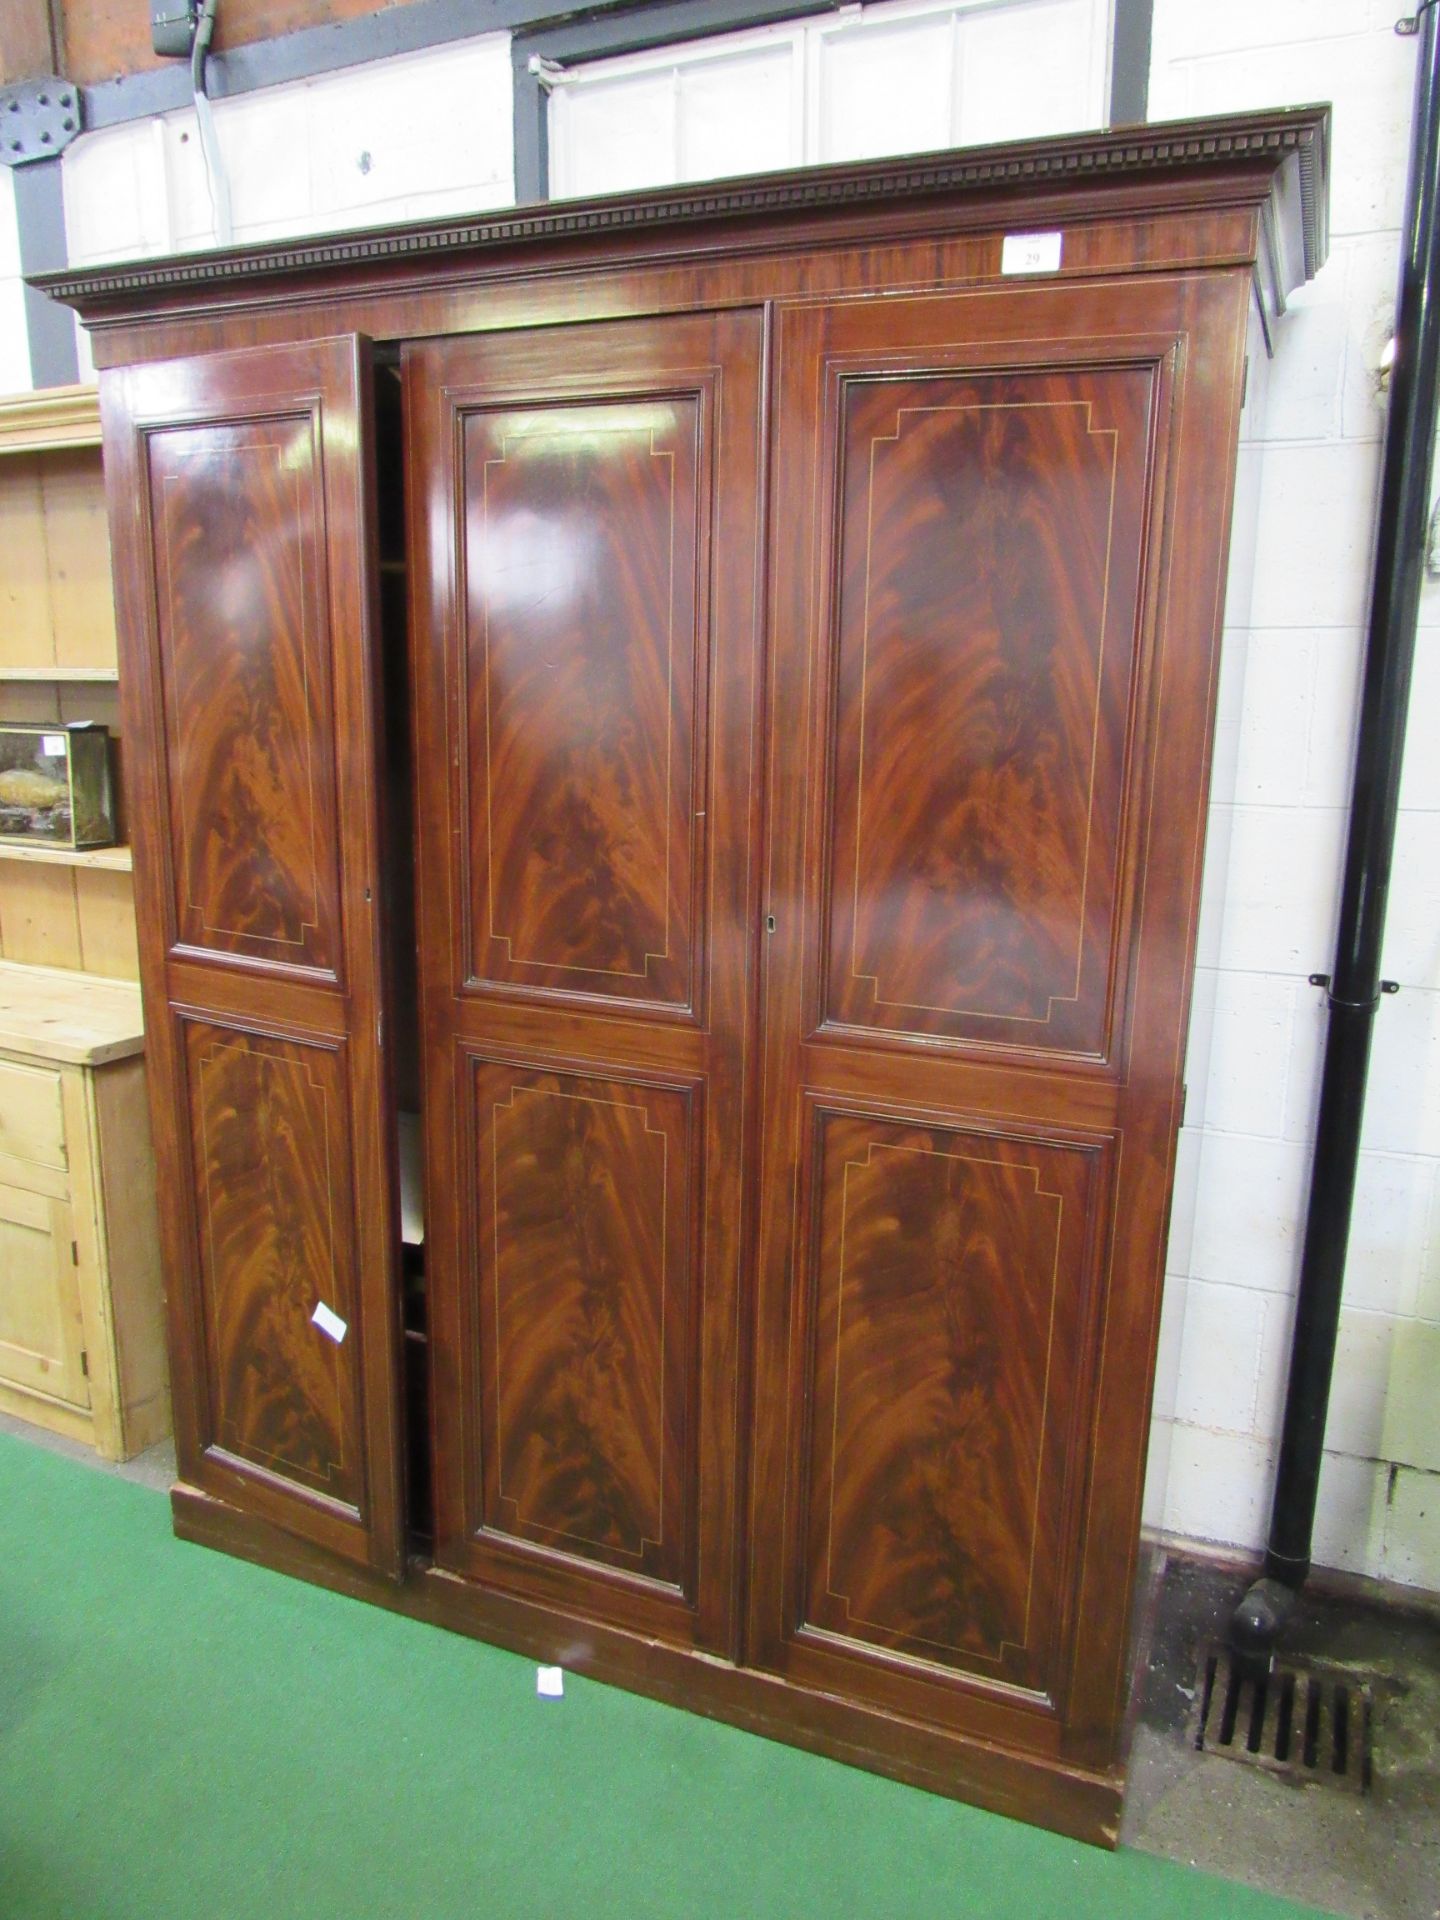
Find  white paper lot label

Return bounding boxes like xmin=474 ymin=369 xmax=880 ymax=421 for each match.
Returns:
xmin=311 ymin=1301 xmax=348 ymax=1343
xmin=536 ymin=1666 xmax=564 ymax=1698
xmin=1001 ymin=231 xmax=1063 ymax=275
xmin=40 ymin=734 xmax=66 ymax=756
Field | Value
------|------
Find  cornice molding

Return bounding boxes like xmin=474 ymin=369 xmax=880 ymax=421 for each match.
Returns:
xmin=36 ymin=105 xmax=1329 ymax=318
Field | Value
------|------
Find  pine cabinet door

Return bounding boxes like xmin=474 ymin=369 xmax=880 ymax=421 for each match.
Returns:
xmin=0 ymin=1181 xmax=87 ymax=1410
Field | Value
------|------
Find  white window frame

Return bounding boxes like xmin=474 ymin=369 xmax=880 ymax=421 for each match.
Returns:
xmin=547 ymin=0 xmax=1115 ymax=200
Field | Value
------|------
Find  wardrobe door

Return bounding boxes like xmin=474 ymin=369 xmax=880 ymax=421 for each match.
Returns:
xmin=408 ymin=310 xmax=764 ymax=1655
xmin=101 ymin=339 xmax=405 ymax=1575
xmin=748 ymin=274 xmax=1249 ymax=1766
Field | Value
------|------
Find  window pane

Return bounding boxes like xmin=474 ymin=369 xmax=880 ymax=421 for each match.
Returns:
xmin=552 ymin=70 xmax=676 ymax=198
xmin=678 ymin=46 xmax=796 ymax=182
xmin=959 ymin=0 xmax=1106 ymax=145
xmin=815 ymin=15 xmax=956 ymax=164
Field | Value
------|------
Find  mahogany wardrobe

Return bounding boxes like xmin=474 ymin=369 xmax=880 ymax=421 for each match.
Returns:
xmin=45 ymin=105 xmax=1329 ymax=1844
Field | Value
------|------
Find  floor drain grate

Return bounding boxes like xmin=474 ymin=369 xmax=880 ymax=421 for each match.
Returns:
xmin=1189 ymin=1643 xmax=1374 ymax=1793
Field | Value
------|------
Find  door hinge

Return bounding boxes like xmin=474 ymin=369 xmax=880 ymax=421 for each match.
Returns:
xmin=71 ymin=1239 xmax=79 ymax=1265
xmin=1241 ymin=355 xmax=1250 ymax=411
xmin=80 ymin=1350 xmax=89 ymax=1378
xmin=1180 ymin=1084 xmax=1189 ymax=1126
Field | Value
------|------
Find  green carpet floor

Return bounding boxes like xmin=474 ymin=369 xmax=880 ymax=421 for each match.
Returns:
xmin=0 ymin=1431 xmax=1337 ymax=1920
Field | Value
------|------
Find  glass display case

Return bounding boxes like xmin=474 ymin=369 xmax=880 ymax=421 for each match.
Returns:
xmin=0 ymin=721 xmax=116 ymax=849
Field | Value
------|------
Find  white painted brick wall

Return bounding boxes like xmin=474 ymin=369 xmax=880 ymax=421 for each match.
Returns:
xmin=0 ymin=168 xmax=30 ymax=395
xmin=1149 ymin=0 xmax=1440 ymax=1591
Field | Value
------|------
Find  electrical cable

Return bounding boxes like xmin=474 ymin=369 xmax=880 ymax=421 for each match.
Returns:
xmin=191 ymin=0 xmax=233 ymax=247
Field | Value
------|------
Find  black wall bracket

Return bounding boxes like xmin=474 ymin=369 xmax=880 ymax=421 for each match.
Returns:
xmin=0 ymin=79 xmax=82 ymax=168
xmin=1308 ymin=973 xmax=1401 ymax=1010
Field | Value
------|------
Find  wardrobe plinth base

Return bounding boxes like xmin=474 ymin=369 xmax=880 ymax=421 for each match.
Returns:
xmin=170 ymin=1482 xmax=1124 ymax=1849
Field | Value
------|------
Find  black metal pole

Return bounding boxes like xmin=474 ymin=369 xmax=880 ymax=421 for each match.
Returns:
xmin=1230 ymin=3 xmax=1440 ymax=1663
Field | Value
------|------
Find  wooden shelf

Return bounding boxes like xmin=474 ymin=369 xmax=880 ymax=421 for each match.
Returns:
xmin=0 ymin=384 xmax=102 ymax=454
xmin=0 ymin=385 xmax=136 ymax=985
xmin=0 ymin=959 xmax=144 ymax=1065
xmin=0 ymin=666 xmax=119 ymax=682
xmin=0 ymin=841 xmax=131 ymax=871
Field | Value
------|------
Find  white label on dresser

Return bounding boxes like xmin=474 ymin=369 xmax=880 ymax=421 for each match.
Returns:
xmin=311 ymin=1300 xmax=348 ymax=1343
xmin=1001 ymin=231 xmax=1063 ymax=275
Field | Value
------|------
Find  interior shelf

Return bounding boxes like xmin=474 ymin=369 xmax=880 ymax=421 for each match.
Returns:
xmin=0 ymin=666 xmax=120 ymax=682
xmin=0 ymin=841 xmax=132 ymax=870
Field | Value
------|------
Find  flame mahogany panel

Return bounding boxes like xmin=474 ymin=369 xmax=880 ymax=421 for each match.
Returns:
xmin=825 ymin=367 xmax=1154 ymax=1056
xmin=146 ymin=414 xmax=341 ymax=979
xmin=798 ymin=1106 xmax=1104 ymax=1703
xmin=184 ymin=1017 xmax=361 ymax=1514
xmin=410 ymin=310 xmax=766 ymax=1656
xmin=463 ymin=397 xmax=704 ymax=1013
xmin=474 ymin=1059 xmax=695 ymax=1593
xmin=101 ymin=337 xmax=405 ymax=1577
xmin=750 ymin=274 xmax=1250 ymax=1778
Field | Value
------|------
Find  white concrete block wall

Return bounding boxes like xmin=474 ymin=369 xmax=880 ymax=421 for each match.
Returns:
xmin=0 ymin=167 xmax=30 ymax=394
xmin=62 ymin=32 xmax=513 ymax=271
xmin=1148 ymin=0 xmax=1440 ymax=1589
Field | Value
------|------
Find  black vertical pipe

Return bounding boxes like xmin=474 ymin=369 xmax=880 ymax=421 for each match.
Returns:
xmin=1231 ymin=4 xmax=1440 ymax=1660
